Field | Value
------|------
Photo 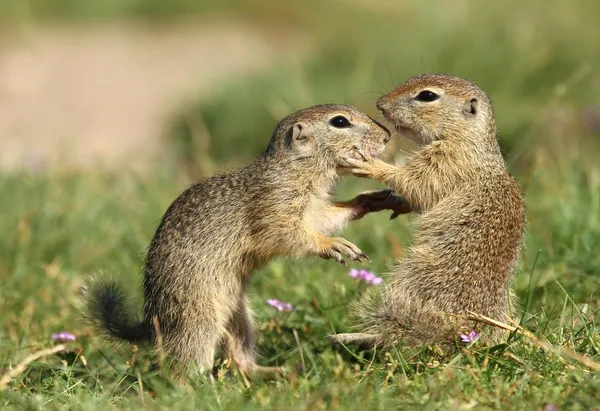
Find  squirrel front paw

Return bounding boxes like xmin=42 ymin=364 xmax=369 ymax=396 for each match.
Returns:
xmin=319 ymin=237 xmax=370 ymax=265
xmin=353 ymin=189 xmax=412 ymax=220
xmin=340 ymin=148 xmax=376 ymax=178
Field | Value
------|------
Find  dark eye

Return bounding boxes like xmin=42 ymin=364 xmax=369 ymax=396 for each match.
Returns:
xmin=415 ymin=90 xmax=439 ymax=102
xmin=330 ymin=116 xmax=351 ymax=128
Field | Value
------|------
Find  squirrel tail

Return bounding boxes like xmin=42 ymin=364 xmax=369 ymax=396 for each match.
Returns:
xmin=82 ymin=277 xmax=151 ymax=344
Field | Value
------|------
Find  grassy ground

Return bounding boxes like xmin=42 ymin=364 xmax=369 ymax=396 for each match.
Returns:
xmin=1 ymin=0 xmax=600 ymax=409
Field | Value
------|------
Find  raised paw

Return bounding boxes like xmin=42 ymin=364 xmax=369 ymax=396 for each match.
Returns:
xmin=339 ymin=149 xmax=376 ymax=177
xmin=320 ymin=237 xmax=369 ymax=265
xmin=354 ymin=189 xmax=412 ymax=219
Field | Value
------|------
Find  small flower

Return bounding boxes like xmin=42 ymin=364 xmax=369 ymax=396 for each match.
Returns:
xmin=51 ymin=331 xmax=76 ymax=342
xmin=362 ymin=271 xmax=375 ymax=282
xmin=543 ymin=404 xmax=558 ymax=411
xmin=459 ymin=331 xmax=480 ymax=343
xmin=267 ymin=298 xmax=293 ymax=312
xmin=370 ymin=276 xmax=383 ymax=285
xmin=348 ymin=268 xmax=383 ymax=286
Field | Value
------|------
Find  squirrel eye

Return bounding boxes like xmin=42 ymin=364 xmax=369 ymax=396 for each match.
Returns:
xmin=330 ymin=115 xmax=351 ymax=128
xmin=415 ymin=90 xmax=440 ymax=102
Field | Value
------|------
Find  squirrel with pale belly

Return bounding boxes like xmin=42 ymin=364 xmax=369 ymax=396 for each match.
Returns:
xmin=329 ymin=74 xmax=526 ymax=349
xmin=84 ymin=104 xmax=396 ymax=379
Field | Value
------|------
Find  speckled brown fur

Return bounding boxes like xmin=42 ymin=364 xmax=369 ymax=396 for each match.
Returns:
xmin=83 ymin=104 xmax=392 ymax=378
xmin=329 ymin=74 xmax=526 ymax=350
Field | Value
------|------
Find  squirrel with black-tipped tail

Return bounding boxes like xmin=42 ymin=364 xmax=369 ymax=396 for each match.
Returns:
xmin=83 ymin=104 xmax=398 ymax=380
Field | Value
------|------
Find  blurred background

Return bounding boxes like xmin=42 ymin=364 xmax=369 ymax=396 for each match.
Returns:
xmin=1 ymin=0 xmax=599 ymax=356
xmin=1 ymin=0 xmax=598 ymax=173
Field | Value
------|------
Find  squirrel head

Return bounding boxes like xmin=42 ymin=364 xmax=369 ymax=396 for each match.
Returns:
xmin=265 ymin=104 xmax=391 ymax=171
xmin=377 ymin=73 xmax=497 ymax=146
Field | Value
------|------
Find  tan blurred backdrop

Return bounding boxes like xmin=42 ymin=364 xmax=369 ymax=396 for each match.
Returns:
xmin=1 ymin=0 xmax=598 ymax=172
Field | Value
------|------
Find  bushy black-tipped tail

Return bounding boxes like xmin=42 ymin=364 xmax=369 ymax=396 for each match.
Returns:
xmin=83 ymin=278 xmax=151 ymax=344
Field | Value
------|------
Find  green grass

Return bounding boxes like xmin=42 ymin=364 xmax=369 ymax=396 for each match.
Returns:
xmin=1 ymin=0 xmax=600 ymax=409
xmin=1 ymin=150 xmax=599 ymax=410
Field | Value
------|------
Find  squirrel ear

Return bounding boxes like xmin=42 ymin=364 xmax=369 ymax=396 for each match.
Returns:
xmin=292 ymin=123 xmax=305 ymax=141
xmin=284 ymin=123 xmax=305 ymax=148
xmin=287 ymin=122 xmax=311 ymax=147
xmin=463 ymin=98 xmax=478 ymax=116
xmin=286 ymin=122 xmax=314 ymax=158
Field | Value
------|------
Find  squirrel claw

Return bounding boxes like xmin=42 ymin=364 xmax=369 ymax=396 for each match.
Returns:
xmin=320 ymin=237 xmax=366 ymax=266
xmin=332 ymin=253 xmax=347 ymax=266
xmin=358 ymin=252 xmax=371 ymax=263
xmin=356 ymin=150 xmax=374 ymax=163
xmin=321 ymin=249 xmax=346 ymax=265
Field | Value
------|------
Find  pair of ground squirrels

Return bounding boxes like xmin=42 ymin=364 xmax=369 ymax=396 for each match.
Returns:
xmin=329 ymin=73 xmax=526 ymax=349
xmin=84 ymin=104 xmax=396 ymax=378
xmin=85 ymin=73 xmax=526 ymax=378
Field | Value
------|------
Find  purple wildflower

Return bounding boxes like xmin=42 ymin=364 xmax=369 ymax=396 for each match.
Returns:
xmin=51 ymin=331 xmax=76 ymax=342
xmin=348 ymin=268 xmax=383 ymax=286
xmin=267 ymin=298 xmax=293 ymax=312
xmin=543 ymin=404 xmax=558 ymax=411
xmin=370 ymin=276 xmax=383 ymax=285
xmin=459 ymin=331 xmax=480 ymax=343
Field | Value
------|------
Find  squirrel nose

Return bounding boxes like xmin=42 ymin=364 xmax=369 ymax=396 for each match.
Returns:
xmin=376 ymin=99 xmax=386 ymax=115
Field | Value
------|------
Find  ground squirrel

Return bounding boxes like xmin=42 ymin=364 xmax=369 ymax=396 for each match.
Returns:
xmin=84 ymin=104 xmax=393 ymax=378
xmin=329 ymin=74 xmax=526 ymax=349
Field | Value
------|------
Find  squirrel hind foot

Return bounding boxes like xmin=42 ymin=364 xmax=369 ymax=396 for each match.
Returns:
xmin=327 ymin=332 xmax=381 ymax=350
